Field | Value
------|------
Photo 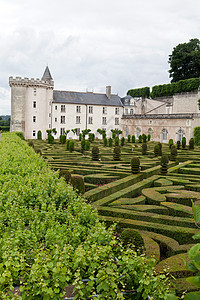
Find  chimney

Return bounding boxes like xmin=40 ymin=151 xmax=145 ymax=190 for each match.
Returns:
xmin=106 ymin=86 xmax=111 ymax=99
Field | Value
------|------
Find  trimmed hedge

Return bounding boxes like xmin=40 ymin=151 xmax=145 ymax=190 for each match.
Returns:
xmin=127 ymin=86 xmax=150 ymax=98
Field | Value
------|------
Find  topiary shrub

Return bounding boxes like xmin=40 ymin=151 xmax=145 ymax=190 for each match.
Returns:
xmin=81 ymin=140 xmax=85 ymax=153
xmin=59 ymin=135 xmax=66 ymax=144
xmin=131 ymin=156 xmax=140 ymax=174
xmin=108 ymin=138 xmax=113 ymax=147
xmin=113 ymin=146 xmax=121 ymax=161
xmin=103 ymin=137 xmax=107 ymax=147
xmin=37 ymin=130 xmax=42 ymax=140
xmin=28 ymin=141 xmax=34 ymax=148
xmin=138 ymin=135 xmax=142 ymax=143
xmin=170 ymin=147 xmax=177 ymax=161
xmin=85 ymin=140 xmax=90 ymax=151
xmin=147 ymin=134 xmax=151 ymax=142
xmin=66 ymin=140 xmax=70 ymax=151
xmin=15 ymin=132 xmax=25 ymax=140
xmin=194 ymin=127 xmax=200 ymax=145
xmin=158 ymin=142 xmax=162 ymax=156
xmin=169 ymin=139 xmax=173 ymax=149
xmin=154 ymin=144 xmax=159 ymax=157
xmin=142 ymin=134 xmax=147 ymax=143
xmin=177 ymin=140 xmax=181 ymax=149
xmin=127 ymin=135 xmax=131 ymax=142
xmin=35 ymin=149 xmax=42 ymax=155
xmin=121 ymin=137 xmax=125 ymax=147
xmin=160 ymin=155 xmax=169 ymax=175
xmin=92 ymin=146 xmax=99 ymax=161
xmin=69 ymin=140 xmax=74 ymax=152
xmin=114 ymin=136 xmax=119 ymax=146
xmin=182 ymin=137 xmax=186 ymax=149
xmin=131 ymin=135 xmax=135 ymax=143
xmin=59 ymin=169 xmax=71 ymax=183
xmin=71 ymin=174 xmax=85 ymax=194
xmin=142 ymin=143 xmax=147 ymax=155
xmin=120 ymin=229 xmax=144 ymax=252
xmin=189 ymin=138 xmax=194 ymax=150
xmin=79 ymin=133 xmax=82 ymax=141
xmin=89 ymin=133 xmax=95 ymax=142
xmin=47 ymin=134 xmax=54 ymax=144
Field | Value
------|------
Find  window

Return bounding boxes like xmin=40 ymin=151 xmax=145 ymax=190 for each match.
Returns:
xmin=76 ymin=116 xmax=81 ymax=124
xmin=102 ymin=117 xmax=107 ymax=125
xmin=115 ymin=117 xmax=119 ymax=125
xmin=162 ymin=129 xmax=168 ymax=141
xmin=177 ymin=129 xmax=184 ymax=142
xmin=125 ymin=108 xmax=128 ymax=115
xmin=130 ymin=109 xmax=134 ymax=115
xmin=148 ymin=128 xmax=153 ymax=141
xmin=89 ymin=106 xmax=93 ymax=114
xmin=102 ymin=107 xmax=107 ymax=114
xmin=33 ymin=130 xmax=36 ymax=137
xmin=33 ymin=116 xmax=36 ymax=122
xmin=76 ymin=106 xmax=81 ymax=113
xmin=61 ymin=116 xmax=65 ymax=124
xmin=76 ymin=128 xmax=80 ymax=135
xmin=115 ymin=107 xmax=119 ymax=115
xmin=55 ymin=105 xmax=57 ymax=110
xmin=125 ymin=126 xmax=129 ymax=138
xmin=88 ymin=116 xmax=93 ymax=124
xmin=60 ymin=128 xmax=65 ymax=135
xmin=61 ymin=105 xmax=65 ymax=112
xmin=33 ymin=101 xmax=36 ymax=108
xmin=33 ymin=88 xmax=36 ymax=96
xmin=55 ymin=117 xmax=57 ymax=122
xmin=136 ymin=127 xmax=141 ymax=138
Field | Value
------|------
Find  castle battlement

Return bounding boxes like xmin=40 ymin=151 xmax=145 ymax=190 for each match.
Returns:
xmin=9 ymin=76 xmax=54 ymax=88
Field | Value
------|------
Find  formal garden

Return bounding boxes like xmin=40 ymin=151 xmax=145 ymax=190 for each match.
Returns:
xmin=1 ymin=131 xmax=200 ymax=299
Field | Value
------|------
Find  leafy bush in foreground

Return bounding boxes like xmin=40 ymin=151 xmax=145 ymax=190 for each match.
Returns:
xmin=0 ymin=133 xmax=172 ymax=299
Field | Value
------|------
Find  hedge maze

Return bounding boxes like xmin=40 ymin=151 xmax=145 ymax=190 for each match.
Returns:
xmin=32 ymin=138 xmax=200 ymax=294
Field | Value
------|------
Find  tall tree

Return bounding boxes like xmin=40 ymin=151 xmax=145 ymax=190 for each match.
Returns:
xmin=168 ymin=38 xmax=200 ymax=82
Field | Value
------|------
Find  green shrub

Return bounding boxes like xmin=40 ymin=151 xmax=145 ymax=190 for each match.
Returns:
xmin=160 ymin=155 xmax=169 ymax=174
xmin=69 ymin=140 xmax=74 ymax=152
xmin=120 ymin=228 xmax=144 ymax=252
xmin=169 ymin=139 xmax=173 ymax=149
xmin=89 ymin=133 xmax=95 ymax=142
xmin=85 ymin=140 xmax=90 ymax=151
xmin=28 ymin=141 xmax=34 ymax=148
xmin=158 ymin=142 xmax=162 ymax=156
xmin=147 ymin=134 xmax=151 ymax=142
xmin=142 ymin=143 xmax=147 ymax=155
xmin=103 ymin=137 xmax=107 ymax=147
xmin=131 ymin=157 xmax=140 ymax=174
xmin=177 ymin=140 xmax=181 ymax=149
xmin=182 ymin=137 xmax=186 ymax=149
xmin=138 ymin=135 xmax=142 ymax=143
xmin=127 ymin=86 xmax=150 ymax=98
xmin=132 ymin=135 xmax=136 ymax=143
xmin=59 ymin=169 xmax=71 ymax=183
xmin=59 ymin=135 xmax=66 ymax=144
xmin=170 ymin=147 xmax=177 ymax=161
xmin=71 ymin=174 xmax=85 ymax=194
xmin=108 ymin=138 xmax=113 ymax=147
xmin=81 ymin=140 xmax=85 ymax=152
xmin=79 ymin=133 xmax=82 ymax=141
xmin=189 ymin=138 xmax=194 ymax=150
xmin=113 ymin=146 xmax=121 ymax=161
xmin=37 ymin=130 xmax=42 ymax=140
xmin=127 ymin=135 xmax=131 ymax=142
xmin=66 ymin=140 xmax=70 ymax=150
xmin=114 ymin=136 xmax=119 ymax=146
xmin=154 ymin=144 xmax=159 ymax=156
xmin=15 ymin=131 xmax=25 ymax=140
xmin=47 ymin=133 xmax=54 ymax=144
xmin=35 ymin=149 xmax=42 ymax=155
xmin=142 ymin=134 xmax=147 ymax=143
xmin=194 ymin=127 xmax=200 ymax=145
xmin=92 ymin=146 xmax=99 ymax=161
xmin=121 ymin=137 xmax=125 ymax=146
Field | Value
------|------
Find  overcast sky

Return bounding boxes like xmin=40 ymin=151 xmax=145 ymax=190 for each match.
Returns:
xmin=0 ymin=0 xmax=200 ymax=114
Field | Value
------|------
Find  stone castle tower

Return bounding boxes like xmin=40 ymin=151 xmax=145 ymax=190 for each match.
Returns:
xmin=9 ymin=66 xmax=54 ymax=139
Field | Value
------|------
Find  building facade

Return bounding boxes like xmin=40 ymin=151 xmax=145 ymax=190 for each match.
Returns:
xmin=9 ymin=67 xmax=200 ymax=142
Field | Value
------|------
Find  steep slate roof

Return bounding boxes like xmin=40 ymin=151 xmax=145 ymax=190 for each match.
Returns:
xmin=41 ymin=66 xmax=53 ymax=81
xmin=53 ymin=90 xmax=123 ymax=106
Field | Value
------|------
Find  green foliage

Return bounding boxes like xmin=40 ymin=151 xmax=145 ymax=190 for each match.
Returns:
xmin=170 ymin=147 xmax=177 ymax=161
xmin=85 ymin=140 xmax=90 ymax=151
xmin=89 ymin=133 xmax=95 ymax=142
xmin=103 ymin=137 xmax=107 ymax=147
xmin=182 ymin=137 xmax=186 ymax=149
xmin=168 ymin=38 xmax=200 ymax=82
xmin=147 ymin=134 xmax=151 ymax=142
xmin=127 ymin=135 xmax=131 ymax=142
xmin=59 ymin=135 xmax=66 ymax=144
xmin=66 ymin=139 xmax=70 ymax=150
xmin=79 ymin=133 xmax=82 ymax=141
xmin=142 ymin=143 xmax=147 ymax=155
xmin=154 ymin=144 xmax=160 ymax=156
xmin=47 ymin=133 xmax=54 ymax=144
xmin=138 ymin=135 xmax=142 ymax=143
xmin=176 ymin=140 xmax=181 ymax=149
xmin=132 ymin=135 xmax=135 ymax=143
xmin=142 ymin=134 xmax=147 ymax=143
xmin=15 ymin=131 xmax=25 ymax=140
xmin=28 ymin=140 xmax=34 ymax=148
xmin=37 ymin=130 xmax=42 ymax=140
xmin=81 ymin=139 xmax=85 ymax=152
xmin=71 ymin=128 xmax=78 ymax=136
xmin=92 ymin=146 xmax=99 ymax=161
xmin=120 ymin=229 xmax=144 ymax=252
xmin=71 ymin=174 xmax=85 ymax=194
xmin=194 ymin=127 xmax=200 ymax=145
xmin=111 ymin=129 xmax=122 ymax=138
xmin=108 ymin=137 xmax=113 ymax=147
xmin=69 ymin=140 xmax=74 ymax=152
xmin=115 ymin=136 xmax=120 ymax=146
xmin=189 ymin=138 xmax=195 ymax=150
xmin=160 ymin=154 xmax=169 ymax=174
xmin=121 ymin=137 xmax=125 ymax=146
xmin=97 ymin=128 xmax=106 ymax=138
xmin=59 ymin=169 xmax=71 ymax=183
xmin=113 ymin=146 xmax=121 ymax=161
xmin=169 ymin=139 xmax=173 ymax=149
xmin=131 ymin=156 xmax=140 ymax=174
xmin=158 ymin=142 xmax=162 ymax=156
xmin=127 ymin=86 xmax=150 ymax=98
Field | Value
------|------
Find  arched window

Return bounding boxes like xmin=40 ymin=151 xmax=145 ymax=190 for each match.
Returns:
xmin=130 ymin=108 xmax=134 ymax=115
xmin=136 ymin=127 xmax=141 ymax=138
xmin=177 ymin=129 xmax=184 ymax=142
xmin=162 ymin=129 xmax=168 ymax=142
xmin=148 ymin=128 xmax=153 ymax=141
xmin=125 ymin=126 xmax=129 ymax=138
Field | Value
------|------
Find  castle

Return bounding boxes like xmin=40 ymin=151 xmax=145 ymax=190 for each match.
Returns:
xmin=9 ymin=67 xmax=200 ymax=142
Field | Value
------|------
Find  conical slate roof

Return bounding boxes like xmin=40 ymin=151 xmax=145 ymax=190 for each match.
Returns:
xmin=41 ymin=66 xmax=53 ymax=81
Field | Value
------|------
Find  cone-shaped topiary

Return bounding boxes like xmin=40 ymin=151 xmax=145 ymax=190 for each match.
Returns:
xmin=182 ymin=137 xmax=186 ymax=149
xmin=121 ymin=137 xmax=125 ymax=146
xmin=60 ymin=135 xmax=66 ymax=144
xmin=69 ymin=140 xmax=74 ymax=152
xmin=114 ymin=136 xmax=119 ymax=146
xmin=66 ymin=140 xmax=70 ymax=150
xmin=131 ymin=156 xmax=140 ymax=174
xmin=81 ymin=140 xmax=85 ymax=153
xmin=154 ymin=144 xmax=159 ymax=156
xmin=142 ymin=143 xmax=147 ymax=155
xmin=170 ymin=147 xmax=177 ymax=161
xmin=108 ymin=138 xmax=113 ymax=147
xmin=160 ymin=155 xmax=169 ymax=174
xmin=147 ymin=134 xmax=151 ymax=141
xmin=158 ymin=142 xmax=162 ymax=156
xmin=92 ymin=146 xmax=99 ymax=161
xmin=113 ymin=146 xmax=121 ymax=161
xmin=169 ymin=139 xmax=173 ymax=149
xmin=138 ymin=135 xmax=142 ymax=143
xmin=177 ymin=140 xmax=181 ymax=149
xmin=127 ymin=135 xmax=131 ymax=142
xmin=142 ymin=134 xmax=147 ymax=143
xmin=189 ymin=138 xmax=194 ymax=150
xmin=71 ymin=174 xmax=85 ymax=194
xmin=59 ymin=169 xmax=71 ymax=183
xmin=103 ymin=137 xmax=107 ymax=147
xmin=85 ymin=141 xmax=90 ymax=151
xmin=79 ymin=133 xmax=82 ymax=141
xmin=132 ymin=135 xmax=135 ymax=143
